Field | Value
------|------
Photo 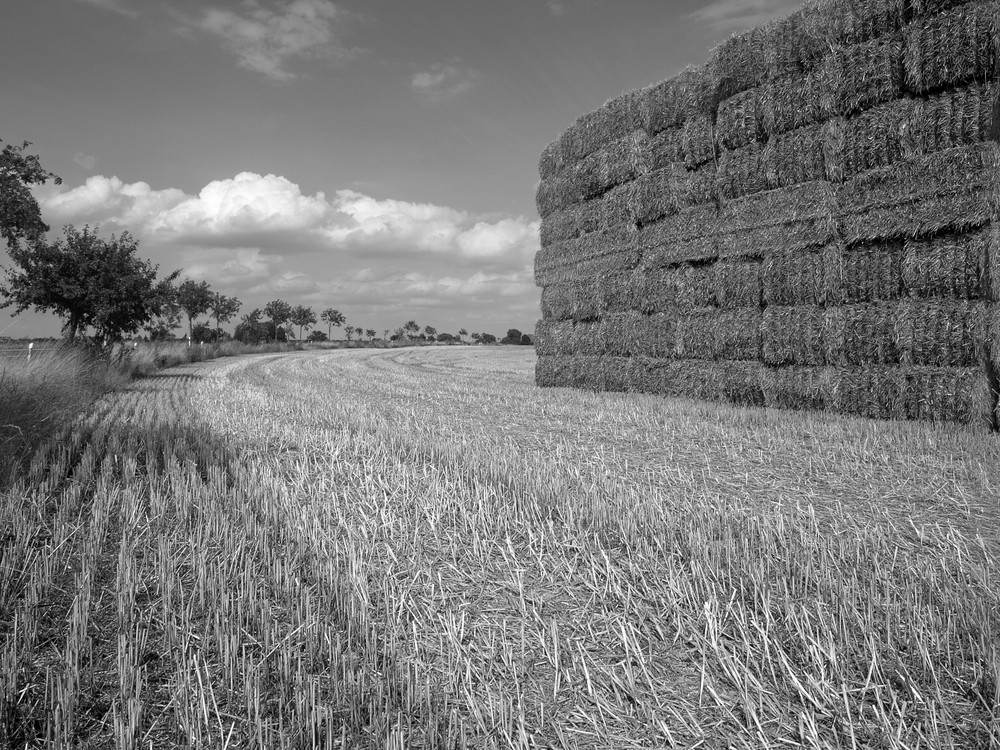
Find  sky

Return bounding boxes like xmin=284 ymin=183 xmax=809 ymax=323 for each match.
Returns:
xmin=1 ymin=0 xmax=802 ymax=341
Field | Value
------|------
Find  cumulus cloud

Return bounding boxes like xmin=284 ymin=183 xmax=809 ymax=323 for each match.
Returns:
xmin=73 ymin=153 xmax=98 ymax=171
xmin=34 ymin=171 xmax=541 ymax=333
xmin=546 ymin=1 xmax=565 ymax=16
xmin=195 ymin=0 xmax=349 ymax=81
xmin=688 ymin=0 xmax=801 ymax=32
xmin=410 ymin=62 xmax=481 ymax=99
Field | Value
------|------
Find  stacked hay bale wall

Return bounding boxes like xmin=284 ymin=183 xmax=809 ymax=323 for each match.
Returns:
xmin=534 ymin=0 xmax=1000 ymax=429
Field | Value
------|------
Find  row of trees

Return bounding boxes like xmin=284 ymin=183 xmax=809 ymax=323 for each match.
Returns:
xmin=0 ymin=139 xmax=533 ymax=349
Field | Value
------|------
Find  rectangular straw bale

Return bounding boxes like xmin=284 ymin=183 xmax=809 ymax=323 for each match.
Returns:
xmin=903 ymin=1 xmax=999 ymax=94
xmin=836 ymin=143 xmax=995 ymax=243
xmin=540 ymin=200 xmax=603 ymax=247
xmin=830 ymin=239 xmax=904 ymax=303
xmin=625 ymin=170 xmax=677 ymax=227
xmin=597 ymin=311 xmax=645 ymax=356
xmin=765 ymin=122 xmax=827 ymax=188
xmin=766 ymin=9 xmax=831 ymax=78
xmin=823 ymin=97 xmax=915 ymax=182
xmin=716 ymin=88 xmax=764 ymax=150
xmin=533 ymin=319 xmax=579 ymax=356
xmin=912 ymin=0 xmax=978 ymax=15
xmin=639 ymin=65 xmax=713 ymax=134
xmin=639 ymin=263 xmax=718 ymax=312
xmin=534 ymin=355 xmax=567 ymax=388
xmin=677 ymin=308 xmax=763 ymax=360
xmin=902 ymin=225 xmax=991 ymax=298
xmin=683 ymin=114 xmax=717 ymax=168
xmin=820 ymin=32 xmax=905 ymax=117
xmin=597 ymin=270 xmax=639 ymax=315
xmin=539 ymin=138 xmax=566 ymax=182
xmin=903 ymin=81 xmax=999 ymax=156
xmin=673 ymin=162 xmax=719 ymax=208
xmin=539 ymin=282 xmax=601 ymax=321
xmin=829 ymin=365 xmax=901 ymax=419
xmin=716 ymin=142 xmax=769 ymax=200
xmin=560 ymin=89 xmax=644 ymax=165
xmin=824 ymin=303 xmax=901 ymax=365
xmin=600 ymin=181 xmax=640 ymax=232
xmin=896 ymin=299 xmax=990 ymax=366
xmin=534 ymin=229 xmax=642 ymax=287
xmin=717 ymin=180 xmax=838 ymax=257
xmin=762 ymin=365 xmax=831 ymax=411
xmin=763 ymin=246 xmax=829 ymax=305
xmin=711 ymin=25 xmax=773 ymax=101
xmin=762 ymin=72 xmax=825 ymax=135
xmin=648 ymin=127 xmax=686 ymax=168
xmin=898 ymin=366 xmax=993 ymax=424
xmin=637 ymin=204 xmax=722 ymax=268
xmin=715 ymin=258 xmax=763 ymax=308
xmin=763 ymin=305 xmax=827 ymax=365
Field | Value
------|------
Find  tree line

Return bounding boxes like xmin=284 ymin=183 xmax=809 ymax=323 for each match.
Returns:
xmin=0 ymin=140 xmax=533 ymax=348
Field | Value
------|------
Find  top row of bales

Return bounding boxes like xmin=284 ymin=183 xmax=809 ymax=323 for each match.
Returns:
xmin=538 ymin=0 xmax=999 ymax=188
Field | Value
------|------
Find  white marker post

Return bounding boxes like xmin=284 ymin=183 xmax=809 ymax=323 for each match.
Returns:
xmin=27 ymin=342 xmax=33 ymax=362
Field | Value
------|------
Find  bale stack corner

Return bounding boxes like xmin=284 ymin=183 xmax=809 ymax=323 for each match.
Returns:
xmin=535 ymin=0 xmax=1000 ymax=429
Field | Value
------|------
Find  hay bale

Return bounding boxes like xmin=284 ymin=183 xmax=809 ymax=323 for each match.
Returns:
xmin=534 ymin=228 xmax=642 ymax=286
xmin=824 ymin=303 xmax=901 ymax=365
xmin=823 ymin=97 xmax=916 ymax=182
xmin=683 ymin=114 xmax=717 ymax=168
xmin=762 ymin=72 xmax=825 ymax=136
xmin=539 ymin=138 xmax=566 ymax=181
xmin=558 ymin=89 xmax=645 ymax=165
xmin=625 ymin=170 xmax=676 ymax=227
xmin=762 ymin=365 xmax=831 ymax=411
xmin=711 ymin=24 xmax=773 ymax=101
xmin=716 ymin=142 xmax=769 ymax=200
xmin=763 ymin=305 xmax=827 ymax=365
xmin=765 ymin=9 xmax=831 ymax=79
xmin=534 ymin=319 xmax=578 ymax=356
xmin=820 ymin=32 xmax=905 ymax=117
xmin=896 ymin=299 xmax=990 ymax=366
xmin=902 ymin=225 xmax=991 ymax=298
xmin=898 ymin=366 xmax=994 ymax=424
xmin=715 ymin=258 xmax=763 ymax=308
xmin=639 ymin=263 xmax=718 ymax=312
xmin=829 ymin=365 xmax=901 ymax=419
xmin=598 ymin=271 xmax=639 ymax=315
xmin=539 ymin=282 xmax=600 ymax=321
xmin=648 ymin=127 xmax=686 ymax=168
xmin=903 ymin=81 xmax=999 ymax=156
xmin=716 ymin=89 xmax=764 ymax=150
xmin=636 ymin=204 xmax=721 ymax=268
xmin=836 ymin=143 xmax=995 ymax=243
xmin=912 ymin=0 xmax=978 ymax=15
xmin=676 ymin=308 xmax=763 ymax=361
xmin=904 ymin=1 xmax=999 ymax=94
xmin=627 ymin=357 xmax=765 ymax=405
xmin=639 ymin=65 xmax=714 ymax=134
xmin=765 ymin=122 xmax=827 ymax=188
xmin=828 ymin=239 xmax=904 ymax=303
xmin=539 ymin=200 xmax=605 ymax=247
xmin=673 ymin=162 xmax=719 ymax=208
xmin=763 ymin=246 xmax=829 ymax=305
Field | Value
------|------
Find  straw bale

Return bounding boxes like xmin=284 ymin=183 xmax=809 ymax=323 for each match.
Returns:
xmin=598 ymin=271 xmax=639 ymax=315
xmin=676 ymin=308 xmax=762 ymax=360
xmin=712 ymin=25 xmax=773 ymax=101
xmin=639 ymin=263 xmax=718 ymax=312
xmin=600 ymin=181 xmax=640 ymax=233
xmin=715 ymin=258 xmax=763 ymax=309
xmin=683 ymin=114 xmax=717 ymax=168
xmin=626 ymin=357 xmax=765 ymax=405
xmin=639 ymin=65 xmax=714 ymax=134
xmin=820 ymin=32 xmax=905 ymax=117
xmin=716 ymin=181 xmax=838 ymax=258
xmin=762 ymin=365 xmax=831 ymax=411
xmin=829 ymin=240 xmax=904 ymax=303
xmin=829 ymin=365 xmax=901 ymax=419
xmin=648 ymin=127 xmax=686 ymax=168
xmin=534 ymin=319 xmax=578 ymax=357
xmin=898 ymin=366 xmax=993 ymax=424
xmin=673 ymin=163 xmax=719 ymax=208
xmin=637 ymin=204 xmax=722 ymax=269
xmin=716 ymin=142 xmax=769 ymax=200
xmin=534 ymin=229 xmax=642 ymax=286
xmin=902 ymin=226 xmax=991 ymax=298
xmin=558 ymin=89 xmax=645 ymax=165
xmin=623 ymin=170 xmax=673 ymax=228
xmin=534 ymin=355 xmax=565 ymax=388
xmin=903 ymin=81 xmax=999 ymax=156
xmin=903 ymin=1 xmax=999 ymax=94
xmin=763 ymin=305 xmax=827 ymax=365
xmin=912 ymin=0 xmax=977 ymax=16
xmin=762 ymin=72 xmax=825 ymax=136
xmin=765 ymin=9 xmax=830 ymax=79
xmin=836 ymin=143 xmax=995 ymax=243
xmin=539 ymin=138 xmax=565 ymax=182
xmin=823 ymin=98 xmax=915 ymax=183
xmin=766 ymin=122 xmax=827 ymax=188
xmin=539 ymin=282 xmax=601 ymax=321
xmin=825 ymin=303 xmax=901 ymax=365
xmin=599 ymin=311 xmax=676 ymax=358
xmin=763 ymin=246 xmax=830 ymax=305
xmin=897 ymin=299 xmax=990 ymax=366
xmin=539 ymin=200 xmax=604 ymax=247
xmin=716 ymin=89 xmax=764 ymax=150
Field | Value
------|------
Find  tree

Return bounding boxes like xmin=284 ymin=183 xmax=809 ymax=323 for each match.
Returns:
xmin=192 ymin=322 xmax=222 ymax=343
xmin=458 ymin=328 xmax=468 ymax=342
xmin=501 ymin=328 xmax=526 ymax=345
xmin=471 ymin=332 xmax=481 ymax=343
xmin=1 ymin=224 xmax=177 ymax=344
xmin=520 ymin=333 xmax=533 ymax=346
xmin=290 ymin=305 xmax=317 ymax=341
xmin=307 ymin=330 xmax=328 ymax=342
xmin=436 ymin=332 xmax=457 ymax=343
xmin=264 ymin=299 xmax=292 ymax=343
xmin=234 ymin=308 xmax=264 ymax=344
xmin=423 ymin=325 xmax=437 ymax=341
xmin=176 ymin=278 xmax=214 ymax=341
xmin=1 ymin=140 xmax=61 ymax=252
xmin=344 ymin=325 xmax=355 ymax=341
xmin=144 ymin=300 xmax=182 ymax=341
xmin=479 ymin=333 xmax=497 ymax=344
xmin=320 ymin=308 xmax=345 ymax=339
xmin=383 ymin=329 xmax=390 ymax=341
xmin=403 ymin=320 xmax=420 ymax=340
xmin=209 ymin=293 xmax=241 ymax=341
xmin=365 ymin=328 xmax=376 ymax=341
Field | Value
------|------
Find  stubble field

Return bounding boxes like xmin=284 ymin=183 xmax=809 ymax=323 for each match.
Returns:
xmin=1 ymin=346 xmax=998 ymax=749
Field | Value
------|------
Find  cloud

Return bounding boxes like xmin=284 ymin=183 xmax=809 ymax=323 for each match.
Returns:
xmin=546 ymin=1 xmax=565 ymax=16
xmin=72 ymin=0 xmax=138 ymax=17
xmin=410 ymin=62 xmax=481 ymax=99
xmin=33 ymin=171 xmax=541 ymax=332
xmin=195 ymin=0 xmax=349 ymax=81
xmin=688 ymin=0 xmax=802 ymax=32
xmin=73 ymin=153 xmax=98 ymax=171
